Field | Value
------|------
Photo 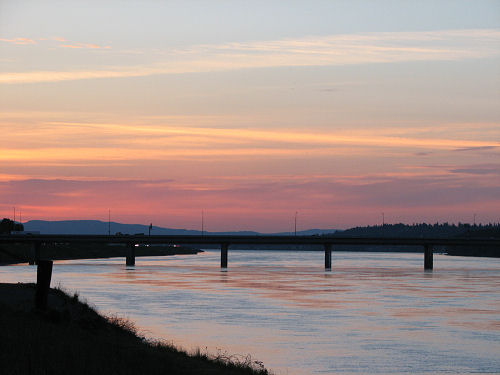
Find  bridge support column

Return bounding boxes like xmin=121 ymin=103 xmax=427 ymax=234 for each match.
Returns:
xmin=126 ymin=243 xmax=135 ymax=266
xmin=221 ymin=243 xmax=229 ymax=268
xmin=29 ymin=242 xmax=41 ymax=265
xmin=324 ymin=243 xmax=332 ymax=270
xmin=424 ymin=244 xmax=433 ymax=270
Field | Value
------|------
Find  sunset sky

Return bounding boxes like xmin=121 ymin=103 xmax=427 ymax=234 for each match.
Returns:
xmin=1 ymin=1 xmax=499 ymax=232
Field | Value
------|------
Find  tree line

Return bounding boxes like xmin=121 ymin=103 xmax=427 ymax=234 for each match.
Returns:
xmin=331 ymin=222 xmax=500 ymax=238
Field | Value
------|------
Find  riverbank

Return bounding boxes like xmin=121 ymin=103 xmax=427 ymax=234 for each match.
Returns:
xmin=0 ymin=243 xmax=203 ymax=265
xmin=0 ymin=283 xmax=269 ymax=375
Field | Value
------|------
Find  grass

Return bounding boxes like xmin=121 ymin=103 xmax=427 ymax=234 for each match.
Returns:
xmin=0 ymin=283 xmax=270 ymax=375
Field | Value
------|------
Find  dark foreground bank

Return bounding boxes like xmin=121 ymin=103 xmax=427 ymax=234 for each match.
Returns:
xmin=0 ymin=283 xmax=269 ymax=375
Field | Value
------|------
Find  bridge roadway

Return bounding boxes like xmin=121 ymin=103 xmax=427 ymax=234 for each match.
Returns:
xmin=2 ymin=234 xmax=499 ymax=270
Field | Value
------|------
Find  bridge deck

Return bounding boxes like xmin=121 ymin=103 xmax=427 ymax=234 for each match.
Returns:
xmin=1 ymin=234 xmax=499 ymax=247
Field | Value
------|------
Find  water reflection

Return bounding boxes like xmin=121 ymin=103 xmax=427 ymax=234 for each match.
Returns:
xmin=1 ymin=251 xmax=500 ymax=374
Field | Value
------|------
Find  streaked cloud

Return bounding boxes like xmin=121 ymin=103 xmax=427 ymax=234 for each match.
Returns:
xmin=1 ymin=28 xmax=499 ymax=84
xmin=453 ymin=146 xmax=498 ymax=152
xmin=58 ymin=42 xmax=111 ymax=49
xmin=449 ymin=164 xmax=500 ymax=175
xmin=0 ymin=67 xmax=155 ymax=84
xmin=0 ymin=37 xmax=36 ymax=45
xmin=0 ymin=35 xmax=110 ymax=52
xmin=1 ymin=121 xmax=499 ymax=165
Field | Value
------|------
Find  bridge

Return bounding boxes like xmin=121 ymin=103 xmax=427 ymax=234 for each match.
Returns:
xmin=1 ymin=234 xmax=499 ymax=270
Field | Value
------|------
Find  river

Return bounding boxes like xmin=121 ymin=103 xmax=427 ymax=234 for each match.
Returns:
xmin=1 ymin=250 xmax=499 ymax=374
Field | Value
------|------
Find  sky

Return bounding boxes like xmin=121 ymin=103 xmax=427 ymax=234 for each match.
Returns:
xmin=1 ymin=0 xmax=499 ymax=232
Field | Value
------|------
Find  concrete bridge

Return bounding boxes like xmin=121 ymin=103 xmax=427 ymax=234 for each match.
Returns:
xmin=1 ymin=234 xmax=499 ymax=270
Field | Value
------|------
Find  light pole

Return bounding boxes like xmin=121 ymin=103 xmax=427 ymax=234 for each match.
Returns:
xmin=201 ymin=210 xmax=204 ymax=236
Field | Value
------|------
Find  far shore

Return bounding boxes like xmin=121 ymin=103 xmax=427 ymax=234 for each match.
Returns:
xmin=0 ymin=243 xmax=203 ymax=266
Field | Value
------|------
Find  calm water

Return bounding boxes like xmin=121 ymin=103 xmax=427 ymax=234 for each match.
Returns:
xmin=2 ymin=251 xmax=500 ymax=374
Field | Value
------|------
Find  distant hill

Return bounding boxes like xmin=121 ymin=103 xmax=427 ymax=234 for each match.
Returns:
xmin=23 ymin=220 xmax=338 ymax=236
xmin=24 ymin=220 xmax=198 ymax=235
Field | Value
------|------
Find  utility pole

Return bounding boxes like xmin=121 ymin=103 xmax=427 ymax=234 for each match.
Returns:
xmin=13 ymin=207 xmax=16 ymax=222
xmin=382 ymin=212 xmax=385 ymax=226
xmin=201 ymin=210 xmax=204 ymax=236
xmin=294 ymin=211 xmax=298 ymax=236
xmin=473 ymin=213 xmax=477 ymax=226
xmin=108 ymin=209 xmax=111 ymax=235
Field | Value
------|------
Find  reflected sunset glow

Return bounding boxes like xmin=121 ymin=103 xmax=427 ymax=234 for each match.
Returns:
xmin=1 ymin=251 xmax=499 ymax=374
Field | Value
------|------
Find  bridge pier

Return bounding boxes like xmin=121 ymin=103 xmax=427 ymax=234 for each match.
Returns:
xmin=126 ymin=243 xmax=135 ymax=266
xmin=324 ymin=243 xmax=332 ymax=270
xmin=28 ymin=242 xmax=41 ymax=265
xmin=221 ymin=243 xmax=229 ymax=268
xmin=424 ymin=244 xmax=433 ymax=270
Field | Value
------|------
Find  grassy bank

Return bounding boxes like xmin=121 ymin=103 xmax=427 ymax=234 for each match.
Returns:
xmin=0 ymin=283 xmax=269 ymax=375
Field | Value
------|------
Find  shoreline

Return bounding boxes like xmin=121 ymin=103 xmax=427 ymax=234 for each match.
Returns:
xmin=0 ymin=243 xmax=203 ymax=266
xmin=0 ymin=282 xmax=269 ymax=375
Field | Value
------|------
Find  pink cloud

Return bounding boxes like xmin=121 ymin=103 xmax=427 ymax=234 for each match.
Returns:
xmin=58 ymin=42 xmax=110 ymax=49
xmin=58 ymin=44 xmax=84 ymax=49
xmin=1 ymin=174 xmax=499 ymax=231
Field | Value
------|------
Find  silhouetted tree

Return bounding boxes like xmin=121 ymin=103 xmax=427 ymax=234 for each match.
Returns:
xmin=0 ymin=218 xmax=24 ymax=234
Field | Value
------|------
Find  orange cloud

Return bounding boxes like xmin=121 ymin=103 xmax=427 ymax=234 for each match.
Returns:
xmin=0 ymin=35 xmax=110 ymax=51
xmin=1 ymin=119 xmax=499 ymax=167
xmin=47 ymin=122 xmax=500 ymax=150
xmin=0 ymin=37 xmax=36 ymax=45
